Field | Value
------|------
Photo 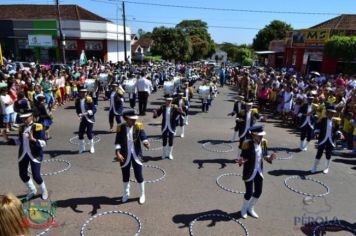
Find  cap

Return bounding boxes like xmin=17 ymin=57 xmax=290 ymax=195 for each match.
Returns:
xmin=35 ymin=93 xmax=45 ymax=100
xmin=165 ymin=97 xmax=173 ymax=101
xmin=249 ymin=125 xmax=266 ymax=136
xmin=79 ymin=86 xmax=88 ymax=92
xmin=19 ymin=109 xmax=34 ymax=118
xmin=123 ymin=109 xmax=139 ymax=120
xmin=111 ymin=83 xmax=118 ymax=87
xmin=236 ymin=95 xmax=244 ymax=100
xmin=245 ymin=102 xmax=253 ymax=106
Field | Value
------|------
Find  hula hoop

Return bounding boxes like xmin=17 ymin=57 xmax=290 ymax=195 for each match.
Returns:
xmin=80 ymin=210 xmax=142 ymax=236
xmin=216 ymin=173 xmax=245 ymax=194
xmin=202 ymin=142 xmax=234 ymax=153
xmin=284 ymin=176 xmax=330 ymax=197
xmin=69 ymin=135 xmax=101 ymax=145
xmin=28 ymin=159 xmax=71 ymax=176
xmin=130 ymin=164 xmax=166 ymax=183
xmin=189 ymin=213 xmax=249 ymax=236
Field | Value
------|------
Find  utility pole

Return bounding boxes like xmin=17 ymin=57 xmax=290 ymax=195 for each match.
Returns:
xmin=55 ymin=0 xmax=66 ymax=64
xmin=122 ymin=0 xmax=127 ymax=62
xmin=116 ymin=1 xmax=119 ymax=62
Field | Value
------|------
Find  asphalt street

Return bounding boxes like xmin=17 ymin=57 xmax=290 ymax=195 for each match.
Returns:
xmin=1 ymin=85 xmax=355 ymax=236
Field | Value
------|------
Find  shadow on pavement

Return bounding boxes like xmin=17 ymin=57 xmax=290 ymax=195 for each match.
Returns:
xmin=269 ymin=147 xmax=301 ymax=153
xmin=172 ymin=209 xmax=242 ymax=229
xmin=197 ymin=139 xmax=230 ymax=144
xmin=268 ymin=169 xmax=316 ymax=177
xmin=54 ymin=196 xmax=136 ymax=216
xmin=300 ymin=220 xmax=356 ymax=236
xmin=44 ymin=150 xmax=78 ymax=158
xmin=193 ymin=159 xmax=236 ymax=169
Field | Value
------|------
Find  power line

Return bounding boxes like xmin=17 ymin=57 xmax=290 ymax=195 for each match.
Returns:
xmin=125 ymin=0 xmax=342 ymax=16
xmin=109 ymin=18 xmax=261 ymax=30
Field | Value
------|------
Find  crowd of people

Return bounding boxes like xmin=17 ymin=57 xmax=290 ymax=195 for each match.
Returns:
xmin=0 ymin=58 xmax=355 ymax=234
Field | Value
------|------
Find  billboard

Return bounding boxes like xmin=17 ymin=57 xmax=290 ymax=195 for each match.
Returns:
xmin=292 ymin=29 xmax=331 ymax=48
xmin=28 ymin=35 xmax=53 ymax=48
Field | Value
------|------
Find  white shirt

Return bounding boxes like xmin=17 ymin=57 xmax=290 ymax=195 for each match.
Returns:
xmin=136 ymin=77 xmax=153 ymax=94
xmin=0 ymin=94 xmax=14 ymax=114
xmin=122 ymin=126 xmax=142 ymax=168
xmin=163 ymin=106 xmax=174 ymax=133
xmin=80 ymin=98 xmax=94 ymax=123
xmin=18 ymin=124 xmax=46 ymax=163
xmin=245 ymin=143 xmax=264 ymax=182
xmin=110 ymin=92 xmax=118 ymax=114
xmin=240 ymin=111 xmax=251 ymax=138
xmin=300 ymin=104 xmax=313 ymax=128
xmin=320 ymin=119 xmax=334 ymax=146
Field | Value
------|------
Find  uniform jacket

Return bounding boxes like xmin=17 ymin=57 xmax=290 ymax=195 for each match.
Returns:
xmin=298 ymin=103 xmax=316 ymax=128
xmin=75 ymin=96 xmax=96 ymax=122
xmin=109 ymin=91 xmax=124 ymax=115
xmin=315 ymin=117 xmax=341 ymax=146
xmin=154 ymin=104 xmax=182 ymax=131
xmin=241 ymin=139 xmax=270 ymax=181
xmin=115 ymin=122 xmax=147 ymax=163
xmin=238 ymin=108 xmax=261 ymax=137
xmin=172 ymin=97 xmax=189 ymax=112
xmin=18 ymin=123 xmax=46 ymax=161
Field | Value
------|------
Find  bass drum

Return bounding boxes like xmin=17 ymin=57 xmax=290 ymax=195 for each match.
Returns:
xmin=85 ymin=79 xmax=98 ymax=92
xmin=123 ymin=79 xmax=137 ymax=93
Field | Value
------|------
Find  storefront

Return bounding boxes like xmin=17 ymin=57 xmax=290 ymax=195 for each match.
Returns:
xmin=284 ymin=15 xmax=356 ymax=74
xmin=0 ymin=5 xmax=131 ymax=63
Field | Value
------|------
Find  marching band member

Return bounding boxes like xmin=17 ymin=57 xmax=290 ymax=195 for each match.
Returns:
xmin=236 ymin=102 xmax=263 ymax=155
xmin=109 ymin=83 xmax=124 ymax=131
xmin=311 ymin=106 xmax=343 ymax=174
xmin=298 ymin=96 xmax=315 ymax=151
xmin=153 ymin=97 xmax=184 ymax=160
xmin=75 ymin=87 xmax=96 ymax=154
xmin=183 ymin=81 xmax=194 ymax=125
xmin=228 ymin=95 xmax=245 ymax=142
xmin=237 ymin=125 xmax=276 ymax=219
xmin=18 ymin=110 xmax=48 ymax=200
xmin=115 ymin=109 xmax=150 ymax=204
xmin=173 ymin=92 xmax=189 ymax=138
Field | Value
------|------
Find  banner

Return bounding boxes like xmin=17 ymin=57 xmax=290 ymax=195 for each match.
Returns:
xmin=28 ymin=35 xmax=53 ymax=48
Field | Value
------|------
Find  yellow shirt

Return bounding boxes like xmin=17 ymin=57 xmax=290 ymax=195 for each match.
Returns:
xmin=65 ymin=85 xmax=71 ymax=95
xmin=270 ymin=91 xmax=277 ymax=102
xmin=343 ymin=118 xmax=353 ymax=133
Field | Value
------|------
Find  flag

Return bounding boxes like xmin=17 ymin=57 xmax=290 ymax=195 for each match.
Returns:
xmin=79 ymin=50 xmax=87 ymax=65
xmin=0 ymin=43 xmax=3 ymax=66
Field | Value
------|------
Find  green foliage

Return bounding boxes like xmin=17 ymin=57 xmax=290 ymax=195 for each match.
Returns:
xmin=151 ymin=27 xmax=192 ymax=61
xmin=325 ymin=36 xmax=356 ymax=74
xmin=144 ymin=55 xmax=162 ymax=61
xmin=242 ymin=58 xmax=253 ymax=66
xmin=219 ymin=42 xmax=253 ymax=64
xmin=176 ymin=20 xmax=215 ymax=60
xmin=252 ymin=20 xmax=293 ymax=51
xmin=325 ymin=36 xmax=356 ymax=60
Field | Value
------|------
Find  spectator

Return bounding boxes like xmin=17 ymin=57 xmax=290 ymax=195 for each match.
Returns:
xmin=0 ymin=193 xmax=31 ymax=236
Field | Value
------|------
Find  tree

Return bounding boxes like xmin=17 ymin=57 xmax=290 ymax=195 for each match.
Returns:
xmin=176 ymin=20 xmax=215 ymax=59
xmin=151 ymin=27 xmax=192 ymax=61
xmin=219 ymin=42 xmax=253 ymax=64
xmin=252 ymin=20 xmax=293 ymax=51
xmin=325 ymin=36 xmax=356 ymax=73
xmin=190 ymin=35 xmax=209 ymax=61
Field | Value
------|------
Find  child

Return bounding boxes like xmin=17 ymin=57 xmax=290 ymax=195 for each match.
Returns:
xmin=342 ymin=112 xmax=354 ymax=150
xmin=65 ymin=81 xmax=72 ymax=102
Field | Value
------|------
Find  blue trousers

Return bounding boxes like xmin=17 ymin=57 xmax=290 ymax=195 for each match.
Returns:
xmin=19 ymin=155 xmax=43 ymax=185
xmin=109 ymin=110 xmax=121 ymax=128
xmin=78 ymin=118 xmax=94 ymax=140
xmin=162 ymin=129 xmax=174 ymax=147
xmin=121 ymin=158 xmax=143 ymax=183
xmin=300 ymin=125 xmax=313 ymax=141
xmin=244 ymin=173 xmax=263 ymax=200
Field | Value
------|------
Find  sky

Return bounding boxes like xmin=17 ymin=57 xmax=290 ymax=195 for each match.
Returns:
xmin=2 ymin=0 xmax=356 ymax=44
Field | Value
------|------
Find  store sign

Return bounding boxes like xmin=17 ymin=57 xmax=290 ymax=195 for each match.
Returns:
xmin=292 ymin=29 xmax=331 ymax=47
xmin=85 ymin=41 xmax=103 ymax=51
xmin=28 ymin=35 xmax=53 ymax=48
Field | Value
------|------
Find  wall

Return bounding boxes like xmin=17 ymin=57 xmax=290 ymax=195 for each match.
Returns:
xmin=107 ymin=40 xmax=131 ymax=62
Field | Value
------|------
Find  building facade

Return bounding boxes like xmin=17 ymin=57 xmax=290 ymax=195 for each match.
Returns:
xmin=284 ymin=14 xmax=356 ymax=74
xmin=0 ymin=4 xmax=131 ymax=63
